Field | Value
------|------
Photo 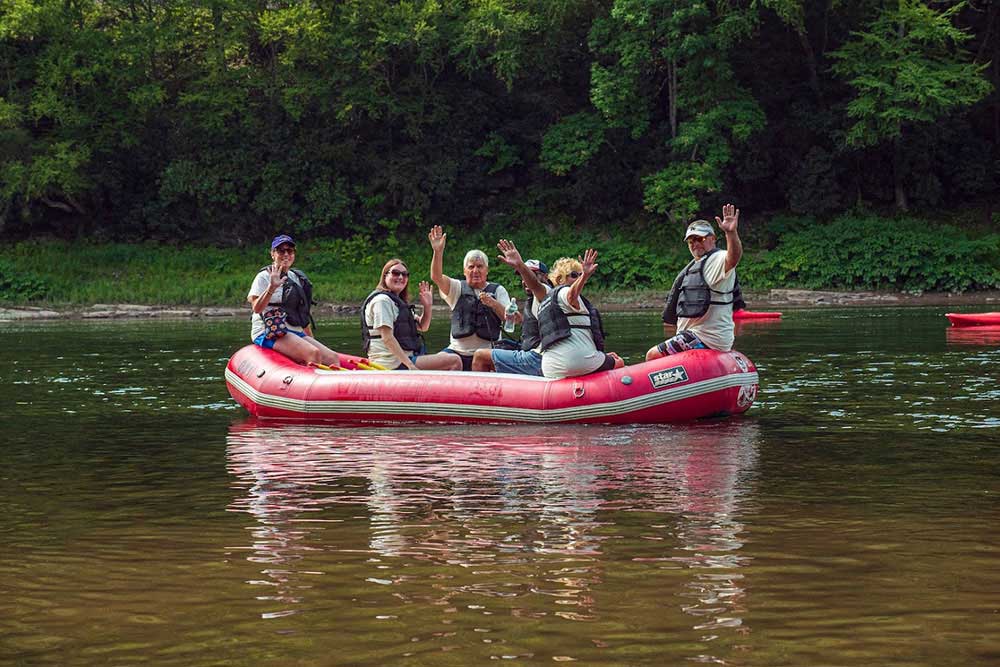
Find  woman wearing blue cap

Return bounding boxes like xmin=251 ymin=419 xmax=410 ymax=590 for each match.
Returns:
xmin=246 ymin=234 xmax=340 ymax=367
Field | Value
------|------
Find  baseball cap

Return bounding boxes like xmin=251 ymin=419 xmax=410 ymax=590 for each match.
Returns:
xmin=684 ymin=221 xmax=715 ymax=239
xmin=525 ymin=259 xmax=549 ymax=274
xmin=271 ymin=234 xmax=296 ymax=250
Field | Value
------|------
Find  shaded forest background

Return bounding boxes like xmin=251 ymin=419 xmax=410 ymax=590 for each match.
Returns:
xmin=2 ymin=0 xmax=998 ymax=246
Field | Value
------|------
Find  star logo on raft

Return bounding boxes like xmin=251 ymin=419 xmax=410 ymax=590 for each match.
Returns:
xmin=648 ymin=366 xmax=689 ymax=390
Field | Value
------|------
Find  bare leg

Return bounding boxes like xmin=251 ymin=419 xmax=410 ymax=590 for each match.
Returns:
xmin=300 ymin=336 xmax=340 ymax=366
xmin=273 ymin=334 xmax=340 ymax=366
xmin=415 ymin=352 xmax=463 ymax=371
xmin=645 ymin=344 xmax=667 ymax=362
xmin=470 ymin=348 xmax=495 ymax=372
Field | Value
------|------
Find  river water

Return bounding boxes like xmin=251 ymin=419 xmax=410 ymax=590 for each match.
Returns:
xmin=2 ymin=307 xmax=998 ymax=666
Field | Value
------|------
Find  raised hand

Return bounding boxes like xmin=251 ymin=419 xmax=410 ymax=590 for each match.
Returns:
xmin=428 ymin=225 xmax=447 ymax=252
xmin=716 ymin=203 xmax=739 ymax=234
xmin=496 ymin=238 xmax=524 ymax=268
xmin=418 ymin=280 xmax=433 ymax=306
xmin=579 ymin=248 xmax=599 ymax=279
xmin=268 ymin=261 xmax=289 ymax=289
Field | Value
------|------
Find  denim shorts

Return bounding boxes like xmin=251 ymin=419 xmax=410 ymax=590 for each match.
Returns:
xmin=253 ymin=329 xmax=306 ymax=349
xmin=491 ymin=349 xmax=543 ymax=376
xmin=393 ymin=354 xmax=421 ymax=370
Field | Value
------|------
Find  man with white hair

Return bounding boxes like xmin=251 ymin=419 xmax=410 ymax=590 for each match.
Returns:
xmin=646 ymin=203 xmax=743 ymax=360
xmin=429 ymin=225 xmax=512 ymax=371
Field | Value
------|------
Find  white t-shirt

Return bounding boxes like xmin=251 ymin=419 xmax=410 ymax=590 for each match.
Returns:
xmin=364 ymin=293 xmax=419 ymax=369
xmin=540 ymin=288 xmax=606 ymax=379
xmin=441 ymin=277 xmax=511 ymax=354
xmin=677 ymin=250 xmax=736 ymax=351
xmin=247 ymin=269 xmax=307 ymax=341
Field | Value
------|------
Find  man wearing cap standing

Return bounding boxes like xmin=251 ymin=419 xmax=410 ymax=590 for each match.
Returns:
xmin=646 ymin=203 xmax=743 ymax=360
xmin=471 ymin=239 xmax=552 ymax=374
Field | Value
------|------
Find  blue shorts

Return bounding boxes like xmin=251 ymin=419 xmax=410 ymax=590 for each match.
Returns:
xmin=657 ymin=331 xmax=707 ymax=356
xmin=492 ymin=349 xmax=543 ymax=376
xmin=253 ymin=330 xmax=306 ymax=349
xmin=393 ymin=354 xmax=420 ymax=370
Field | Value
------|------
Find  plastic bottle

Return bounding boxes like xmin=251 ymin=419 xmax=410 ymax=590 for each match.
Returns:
xmin=503 ymin=297 xmax=518 ymax=333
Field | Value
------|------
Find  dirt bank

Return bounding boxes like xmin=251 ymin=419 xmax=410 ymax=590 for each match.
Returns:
xmin=2 ymin=289 xmax=998 ymax=321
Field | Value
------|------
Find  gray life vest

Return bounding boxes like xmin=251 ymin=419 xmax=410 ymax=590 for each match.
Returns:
xmin=662 ymin=248 xmax=745 ymax=324
xmin=361 ymin=290 xmax=423 ymax=355
xmin=450 ymin=281 xmax=502 ymax=340
xmin=519 ymin=293 xmax=542 ymax=351
xmin=537 ymin=285 xmax=606 ymax=352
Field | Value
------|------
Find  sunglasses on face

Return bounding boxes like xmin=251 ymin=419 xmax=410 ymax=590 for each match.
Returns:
xmin=569 ymin=271 xmax=582 ymax=279
xmin=387 ymin=269 xmax=409 ymax=278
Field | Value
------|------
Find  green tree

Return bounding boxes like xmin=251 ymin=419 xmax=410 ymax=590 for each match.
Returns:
xmin=831 ymin=0 xmax=992 ymax=210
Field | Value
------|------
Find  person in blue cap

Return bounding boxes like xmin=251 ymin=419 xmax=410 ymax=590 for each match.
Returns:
xmin=646 ymin=204 xmax=743 ymax=359
xmin=246 ymin=234 xmax=340 ymax=367
xmin=471 ymin=239 xmax=551 ymax=374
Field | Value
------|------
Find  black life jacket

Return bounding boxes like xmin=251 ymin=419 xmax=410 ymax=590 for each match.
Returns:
xmin=258 ymin=266 xmax=315 ymax=329
xmin=662 ymin=248 xmax=745 ymax=324
xmin=451 ymin=281 xmax=502 ymax=340
xmin=537 ymin=285 xmax=606 ymax=352
xmin=520 ymin=293 xmax=542 ymax=351
xmin=360 ymin=290 xmax=423 ymax=355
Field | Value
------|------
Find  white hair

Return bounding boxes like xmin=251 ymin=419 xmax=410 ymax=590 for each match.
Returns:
xmin=464 ymin=249 xmax=488 ymax=268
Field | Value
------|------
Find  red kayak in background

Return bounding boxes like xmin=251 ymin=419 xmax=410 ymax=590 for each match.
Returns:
xmin=945 ymin=312 xmax=1000 ymax=327
xmin=733 ymin=309 xmax=782 ymax=320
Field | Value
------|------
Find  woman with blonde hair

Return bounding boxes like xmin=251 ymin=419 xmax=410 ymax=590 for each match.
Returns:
xmin=361 ymin=258 xmax=462 ymax=371
xmin=535 ymin=249 xmax=624 ymax=379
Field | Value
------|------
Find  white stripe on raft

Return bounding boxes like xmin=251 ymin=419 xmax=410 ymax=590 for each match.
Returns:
xmin=224 ymin=367 xmax=759 ymax=422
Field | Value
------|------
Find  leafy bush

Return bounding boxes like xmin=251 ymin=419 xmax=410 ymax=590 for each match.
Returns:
xmin=0 ymin=259 xmax=51 ymax=302
xmin=750 ymin=215 xmax=1000 ymax=292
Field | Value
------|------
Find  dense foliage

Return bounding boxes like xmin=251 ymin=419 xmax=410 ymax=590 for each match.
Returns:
xmin=1 ymin=0 xmax=997 ymax=243
xmin=2 ymin=215 xmax=997 ymax=306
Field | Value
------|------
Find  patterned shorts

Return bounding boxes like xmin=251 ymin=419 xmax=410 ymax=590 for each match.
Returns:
xmin=657 ymin=331 xmax=708 ymax=356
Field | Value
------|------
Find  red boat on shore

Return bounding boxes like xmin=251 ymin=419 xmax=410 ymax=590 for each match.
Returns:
xmin=733 ymin=309 xmax=782 ymax=320
xmin=225 ymin=345 xmax=759 ymax=425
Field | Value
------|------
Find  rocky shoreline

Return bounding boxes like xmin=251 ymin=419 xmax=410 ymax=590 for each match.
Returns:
xmin=2 ymin=288 xmax=998 ymax=321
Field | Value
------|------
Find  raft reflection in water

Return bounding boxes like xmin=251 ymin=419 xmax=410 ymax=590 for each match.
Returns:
xmin=225 ymin=420 xmax=761 ymax=653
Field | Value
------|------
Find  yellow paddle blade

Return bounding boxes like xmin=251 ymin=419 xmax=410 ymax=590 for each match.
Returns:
xmin=356 ymin=361 xmax=388 ymax=371
xmin=309 ymin=362 xmax=343 ymax=371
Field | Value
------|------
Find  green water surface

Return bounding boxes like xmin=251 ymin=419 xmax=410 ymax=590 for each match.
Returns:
xmin=1 ymin=308 xmax=998 ymax=666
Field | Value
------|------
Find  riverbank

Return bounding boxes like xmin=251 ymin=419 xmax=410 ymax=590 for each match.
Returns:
xmin=3 ymin=288 xmax=998 ymax=321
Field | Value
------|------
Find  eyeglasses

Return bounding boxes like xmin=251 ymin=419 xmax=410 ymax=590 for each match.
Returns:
xmin=274 ymin=246 xmax=296 ymax=254
xmin=686 ymin=236 xmax=708 ymax=244
xmin=387 ymin=269 xmax=410 ymax=278
xmin=569 ymin=271 xmax=582 ymax=279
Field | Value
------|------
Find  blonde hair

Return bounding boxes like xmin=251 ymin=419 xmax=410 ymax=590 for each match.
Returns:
xmin=549 ymin=257 xmax=583 ymax=286
xmin=376 ymin=258 xmax=409 ymax=302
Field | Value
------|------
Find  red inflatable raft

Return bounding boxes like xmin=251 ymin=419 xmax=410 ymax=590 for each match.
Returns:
xmin=225 ymin=345 xmax=759 ymax=425
xmin=945 ymin=312 xmax=1000 ymax=327
xmin=733 ymin=309 xmax=782 ymax=320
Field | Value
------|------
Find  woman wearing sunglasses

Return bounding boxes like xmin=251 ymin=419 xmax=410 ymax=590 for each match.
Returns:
xmin=247 ymin=234 xmax=341 ymax=367
xmin=361 ymin=259 xmax=463 ymax=371
xmin=535 ymin=249 xmax=624 ymax=379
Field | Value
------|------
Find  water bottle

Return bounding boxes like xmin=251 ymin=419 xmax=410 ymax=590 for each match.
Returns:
xmin=503 ymin=297 xmax=518 ymax=333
